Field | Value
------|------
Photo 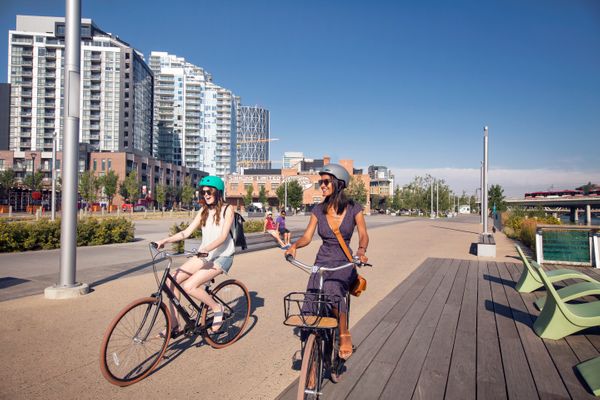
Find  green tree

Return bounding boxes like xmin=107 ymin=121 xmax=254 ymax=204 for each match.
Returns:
xmin=23 ymin=170 xmax=44 ymax=191
xmin=0 ymin=169 xmax=16 ymax=197
xmin=277 ymin=180 xmax=304 ymax=210
xmin=347 ymin=177 xmax=368 ymax=206
xmin=98 ymin=170 xmax=119 ymax=210
xmin=243 ymin=184 xmax=254 ymax=208
xmin=181 ymin=177 xmax=195 ymax=209
xmin=258 ymin=185 xmax=267 ymax=208
xmin=155 ymin=184 xmax=167 ymax=209
xmin=391 ymin=187 xmax=403 ymax=210
xmin=78 ymin=171 xmax=99 ymax=208
xmin=286 ymin=180 xmax=304 ymax=210
xmin=488 ymin=184 xmax=507 ymax=212
xmin=120 ymin=170 xmax=140 ymax=204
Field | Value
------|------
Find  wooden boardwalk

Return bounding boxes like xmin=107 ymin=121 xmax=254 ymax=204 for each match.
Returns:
xmin=277 ymin=258 xmax=600 ymax=399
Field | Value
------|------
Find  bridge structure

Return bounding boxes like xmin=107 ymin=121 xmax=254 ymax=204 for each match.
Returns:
xmin=505 ymin=196 xmax=600 ymax=224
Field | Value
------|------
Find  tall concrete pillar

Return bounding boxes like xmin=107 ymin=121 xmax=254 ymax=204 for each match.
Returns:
xmin=586 ymin=204 xmax=592 ymax=226
xmin=570 ymin=207 xmax=578 ymax=223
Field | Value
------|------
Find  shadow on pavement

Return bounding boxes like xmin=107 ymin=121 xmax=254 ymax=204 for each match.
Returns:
xmin=89 ymin=260 xmax=156 ymax=288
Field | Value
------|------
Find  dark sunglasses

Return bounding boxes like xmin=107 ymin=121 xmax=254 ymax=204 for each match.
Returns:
xmin=318 ymin=179 xmax=331 ymax=186
xmin=201 ymin=189 xmax=214 ymax=196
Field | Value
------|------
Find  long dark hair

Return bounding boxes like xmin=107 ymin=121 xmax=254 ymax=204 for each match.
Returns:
xmin=200 ymin=188 xmax=224 ymax=227
xmin=322 ymin=175 xmax=353 ymax=215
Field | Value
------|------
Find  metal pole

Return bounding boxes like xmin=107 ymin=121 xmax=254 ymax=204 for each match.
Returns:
xmin=430 ymin=178 xmax=434 ymax=219
xmin=51 ymin=132 xmax=57 ymax=221
xmin=60 ymin=0 xmax=81 ymax=287
xmin=436 ymin=180 xmax=439 ymax=218
xmin=480 ymin=161 xmax=483 ymax=224
xmin=483 ymin=126 xmax=489 ymax=234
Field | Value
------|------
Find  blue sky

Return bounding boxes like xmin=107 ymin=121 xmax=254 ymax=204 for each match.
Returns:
xmin=1 ymin=0 xmax=599 ymax=196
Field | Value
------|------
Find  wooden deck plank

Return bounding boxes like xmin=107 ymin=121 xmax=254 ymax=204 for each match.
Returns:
xmin=411 ymin=260 xmax=469 ymax=400
xmin=496 ymin=261 xmax=571 ymax=399
xmin=343 ymin=258 xmax=456 ymax=399
xmin=325 ymin=258 xmax=446 ymax=399
xmin=350 ymin=257 xmax=436 ymax=347
xmin=476 ymin=260 xmax=508 ymax=400
xmin=487 ymin=261 xmax=540 ymax=399
xmin=504 ymin=261 xmax=598 ymax=400
xmin=375 ymin=259 xmax=462 ymax=400
xmin=444 ymin=260 xmax=479 ymax=400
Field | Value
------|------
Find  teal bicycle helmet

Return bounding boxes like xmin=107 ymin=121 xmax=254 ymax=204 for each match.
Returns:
xmin=198 ymin=175 xmax=225 ymax=192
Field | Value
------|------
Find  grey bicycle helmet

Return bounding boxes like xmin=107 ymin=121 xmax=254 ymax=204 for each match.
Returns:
xmin=319 ymin=163 xmax=351 ymax=188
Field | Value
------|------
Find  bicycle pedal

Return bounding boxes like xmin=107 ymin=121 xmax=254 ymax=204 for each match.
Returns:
xmin=292 ymin=350 xmax=302 ymax=362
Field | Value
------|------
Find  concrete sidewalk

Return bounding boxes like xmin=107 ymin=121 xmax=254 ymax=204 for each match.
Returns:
xmin=0 ymin=215 xmax=520 ymax=400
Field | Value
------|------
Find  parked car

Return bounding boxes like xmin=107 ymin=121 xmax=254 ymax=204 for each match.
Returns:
xmin=133 ymin=204 xmax=147 ymax=212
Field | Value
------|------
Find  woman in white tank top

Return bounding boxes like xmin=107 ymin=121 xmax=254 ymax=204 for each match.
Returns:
xmin=156 ymin=176 xmax=234 ymax=334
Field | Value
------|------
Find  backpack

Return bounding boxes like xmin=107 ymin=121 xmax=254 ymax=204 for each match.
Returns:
xmin=226 ymin=205 xmax=247 ymax=250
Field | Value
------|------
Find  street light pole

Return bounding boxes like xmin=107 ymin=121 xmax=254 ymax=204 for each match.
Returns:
xmin=430 ymin=178 xmax=434 ymax=219
xmin=45 ymin=0 xmax=89 ymax=299
xmin=51 ymin=131 xmax=57 ymax=221
xmin=483 ymin=126 xmax=489 ymax=234
xmin=436 ymin=180 xmax=439 ymax=218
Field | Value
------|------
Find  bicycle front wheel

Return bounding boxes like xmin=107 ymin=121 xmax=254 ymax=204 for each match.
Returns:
xmin=298 ymin=333 xmax=322 ymax=400
xmin=100 ymin=297 xmax=171 ymax=386
xmin=201 ymin=279 xmax=251 ymax=349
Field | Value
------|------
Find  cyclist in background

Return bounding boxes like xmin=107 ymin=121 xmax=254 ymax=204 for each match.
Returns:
xmin=155 ymin=175 xmax=234 ymax=334
xmin=285 ymin=163 xmax=369 ymax=360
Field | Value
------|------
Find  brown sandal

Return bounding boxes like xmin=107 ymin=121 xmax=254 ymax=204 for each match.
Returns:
xmin=339 ymin=333 xmax=353 ymax=360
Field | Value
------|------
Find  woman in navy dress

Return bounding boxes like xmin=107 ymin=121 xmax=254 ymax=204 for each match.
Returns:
xmin=285 ymin=163 xmax=369 ymax=360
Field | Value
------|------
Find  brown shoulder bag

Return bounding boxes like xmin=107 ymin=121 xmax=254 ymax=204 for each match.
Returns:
xmin=325 ymin=212 xmax=367 ymax=297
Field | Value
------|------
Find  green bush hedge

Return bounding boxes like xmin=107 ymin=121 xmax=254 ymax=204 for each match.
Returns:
xmin=501 ymin=209 xmax=560 ymax=252
xmin=0 ymin=217 xmax=134 ymax=253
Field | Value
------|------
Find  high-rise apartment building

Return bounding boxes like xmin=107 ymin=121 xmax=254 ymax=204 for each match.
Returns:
xmin=149 ymin=51 xmax=238 ymax=177
xmin=282 ymin=151 xmax=304 ymax=169
xmin=237 ymin=105 xmax=270 ymax=170
xmin=7 ymin=15 xmax=153 ymax=155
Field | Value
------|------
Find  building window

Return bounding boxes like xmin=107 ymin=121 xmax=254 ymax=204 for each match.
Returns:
xmin=244 ymin=183 xmax=252 ymax=192
xmin=101 ymin=159 xmax=106 ymax=171
xmin=230 ymin=183 xmax=238 ymax=192
xmin=107 ymin=159 xmax=111 ymax=170
xmin=93 ymin=159 xmax=97 ymax=171
xmin=314 ymin=182 xmax=319 ymax=190
xmin=271 ymin=183 xmax=279 ymax=191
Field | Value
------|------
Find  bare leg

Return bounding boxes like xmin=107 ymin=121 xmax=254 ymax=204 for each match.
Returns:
xmin=285 ymin=232 xmax=291 ymax=245
xmin=166 ymin=257 xmax=210 ymax=331
xmin=269 ymin=231 xmax=286 ymax=247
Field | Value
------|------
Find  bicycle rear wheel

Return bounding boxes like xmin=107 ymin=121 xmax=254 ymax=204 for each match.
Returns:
xmin=201 ymin=279 xmax=251 ymax=349
xmin=298 ymin=333 xmax=322 ymax=400
xmin=100 ymin=297 xmax=171 ymax=386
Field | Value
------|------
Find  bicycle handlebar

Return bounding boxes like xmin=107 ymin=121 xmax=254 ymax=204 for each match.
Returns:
xmin=149 ymin=242 xmax=208 ymax=259
xmin=285 ymin=254 xmax=372 ymax=274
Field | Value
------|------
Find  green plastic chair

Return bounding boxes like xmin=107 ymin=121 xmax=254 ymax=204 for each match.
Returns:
xmin=514 ymin=245 xmax=596 ymax=293
xmin=535 ymin=280 xmax=600 ymax=311
xmin=576 ymin=356 xmax=600 ymax=396
xmin=532 ymin=262 xmax=600 ymax=340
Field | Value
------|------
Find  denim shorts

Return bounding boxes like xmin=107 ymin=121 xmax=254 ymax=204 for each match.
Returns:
xmin=213 ymin=255 xmax=234 ymax=274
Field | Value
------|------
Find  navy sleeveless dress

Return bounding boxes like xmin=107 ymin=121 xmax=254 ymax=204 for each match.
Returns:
xmin=304 ymin=201 xmax=362 ymax=314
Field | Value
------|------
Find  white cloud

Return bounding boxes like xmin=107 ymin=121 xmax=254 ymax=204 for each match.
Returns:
xmin=387 ymin=167 xmax=600 ymax=198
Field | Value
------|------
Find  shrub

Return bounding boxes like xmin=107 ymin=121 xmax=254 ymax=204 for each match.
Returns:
xmin=0 ymin=217 xmax=134 ymax=252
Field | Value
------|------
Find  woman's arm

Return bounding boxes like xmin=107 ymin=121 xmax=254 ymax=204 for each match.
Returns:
xmin=354 ymin=211 xmax=369 ymax=262
xmin=156 ymin=210 xmax=203 ymax=248
xmin=284 ymin=214 xmax=318 ymax=258
xmin=200 ymin=206 xmax=234 ymax=253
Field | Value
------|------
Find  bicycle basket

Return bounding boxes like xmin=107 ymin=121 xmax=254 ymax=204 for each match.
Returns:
xmin=283 ymin=292 xmax=340 ymax=329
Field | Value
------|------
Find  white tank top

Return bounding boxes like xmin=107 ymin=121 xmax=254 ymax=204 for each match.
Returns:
xmin=201 ymin=206 xmax=235 ymax=259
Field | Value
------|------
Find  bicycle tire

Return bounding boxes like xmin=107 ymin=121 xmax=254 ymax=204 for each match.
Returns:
xmin=100 ymin=297 xmax=171 ymax=386
xmin=298 ymin=333 xmax=322 ymax=400
xmin=201 ymin=279 xmax=251 ymax=349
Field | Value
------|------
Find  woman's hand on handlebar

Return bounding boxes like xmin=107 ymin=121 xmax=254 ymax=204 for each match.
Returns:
xmin=155 ymin=239 xmax=168 ymax=250
xmin=356 ymin=248 xmax=368 ymax=264
xmin=284 ymin=244 xmax=296 ymax=260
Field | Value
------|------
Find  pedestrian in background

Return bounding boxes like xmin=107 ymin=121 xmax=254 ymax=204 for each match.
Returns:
xmin=276 ymin=210 xmax=291 ymax=246
xmin=264 ymin=211 xmax=289 ymax=249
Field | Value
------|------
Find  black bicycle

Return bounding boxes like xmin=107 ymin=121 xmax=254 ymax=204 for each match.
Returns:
xmin=100 ymin=242 xmax=251 ymax=386
xmin=283 ymin=254 xmax=371 ymax=399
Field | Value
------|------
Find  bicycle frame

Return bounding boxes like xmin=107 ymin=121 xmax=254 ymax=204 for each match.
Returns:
xmin=148 ymin=243 xmax=227 ymax=337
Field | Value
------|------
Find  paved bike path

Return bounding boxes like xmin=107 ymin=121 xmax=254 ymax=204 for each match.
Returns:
xmin=0 ymin=215 xmax=518 ymax=399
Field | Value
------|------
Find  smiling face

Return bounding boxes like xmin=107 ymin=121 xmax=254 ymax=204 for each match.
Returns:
xmin=319 ymin=173 xmax=333 ymax=197
xmin=202 ymin=186 xmax=216 ymax=205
